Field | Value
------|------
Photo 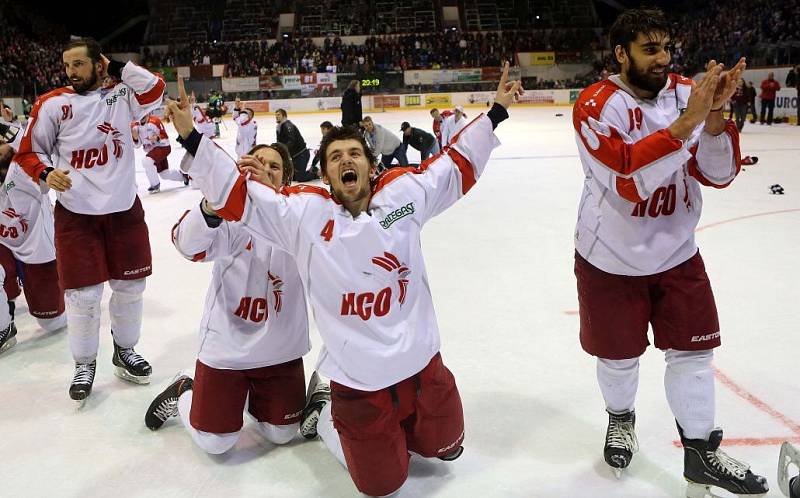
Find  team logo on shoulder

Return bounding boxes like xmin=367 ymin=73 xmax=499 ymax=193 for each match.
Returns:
xmin=340 ymin=251 xmax=411 ymax=321
xmin=379 ymin=202 xmax=415 ymax=229
xmin=268 ymin=272 xmax=284 ymax=313
xmin=4 ymin=181 xmax=15 ymax=192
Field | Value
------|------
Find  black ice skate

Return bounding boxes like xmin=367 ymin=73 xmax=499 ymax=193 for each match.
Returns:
xmin=147 ymin=183 xmax=160 ymax=193
xmin=300 ymin=371 xmax=331 ymax=439
xmin=69 ymin=361 xmax=96 ymax=401
xmin=0 ymin=321 xmax=17 ymax=355
xmin=182 ymin=173 xmax=190 ymax=186
xmin=779 ymin=442 xmax=800 ymax=498
xmin=112 ymin=341 xmax=152 ymax=384
xmin=145 ymin=375 xmax=193 ymax=430
xmin=604 ymin=410 xmax=639 ymax=478
xmin=680 ymin=426 xmax=769 ymax=497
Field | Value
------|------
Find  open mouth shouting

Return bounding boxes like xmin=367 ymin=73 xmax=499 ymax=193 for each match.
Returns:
xmin=341 ymin=168 xmax=358 ymax=187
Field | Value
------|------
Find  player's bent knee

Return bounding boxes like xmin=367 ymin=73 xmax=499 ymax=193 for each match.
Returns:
xmin=194 ymin=430 xmax=240 ymax=455
xmin=109 ymin=278 xmax=146 ymax=297
xmin=256 ymin=422 xmax=298 ymax=445
xmin=65 ymin=284 xmax=104 ymax=311
xmin=37 ymin=313 xmax=67 ymax=333
xmin=664 ymin=349 xmax=713 ymax=372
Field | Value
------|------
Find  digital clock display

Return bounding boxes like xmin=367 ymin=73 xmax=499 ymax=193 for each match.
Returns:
xmin=361 ymin=78 xmax=381 ymax=87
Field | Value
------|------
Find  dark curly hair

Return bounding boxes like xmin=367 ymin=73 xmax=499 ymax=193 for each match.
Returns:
xmin=609 ymin=8 xmax=670 ymax=63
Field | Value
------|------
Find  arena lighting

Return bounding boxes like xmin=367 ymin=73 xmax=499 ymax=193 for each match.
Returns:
xmin=536 ymin=15 xmax=540 ymax=19
xmin=283 ymin=33 xmax=289 ymax=38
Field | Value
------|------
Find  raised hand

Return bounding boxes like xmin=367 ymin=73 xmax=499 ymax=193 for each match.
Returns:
xmin=236 ymin=154 xmax=269 ymax=183
xmin=712 ymin=57 xmax=746 ymax=109
xmin=165 ymin=78 xmax=194 ymax=139
xmin=494 ymin=62 xmax=524 ymax=109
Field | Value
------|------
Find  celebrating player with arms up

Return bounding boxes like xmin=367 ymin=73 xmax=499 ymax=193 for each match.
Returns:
xmin=165 ymin=64 xmax=522 ymax=496
xmin=15 ymin=37 xmax=163 ymax=402
xmin=572 ymin=8 xmax=768 ymax=496
xmin=144 ymin=142 xmax=311 ymax=454
xmin=131 ymin=113 xmax=188 ymax=193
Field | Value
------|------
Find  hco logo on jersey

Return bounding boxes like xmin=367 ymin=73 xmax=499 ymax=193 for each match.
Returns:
xmin=105 ymin=87 xmax=127 ymax=106
xmin=379 ymin=202 xmax=415 ymax=229
xmin=341 ymin=252 xmax=411 ymax=321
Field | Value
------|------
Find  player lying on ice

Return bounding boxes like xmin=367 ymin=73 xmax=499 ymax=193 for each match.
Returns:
xmin=164 ymin=63 xmax=522 ymax=496
xmin=145 ymin=141 xmax=313 ymax=453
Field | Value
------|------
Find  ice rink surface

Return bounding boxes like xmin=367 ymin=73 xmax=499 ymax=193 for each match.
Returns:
xmin=1 ymin=106 xmax=799 ymax=498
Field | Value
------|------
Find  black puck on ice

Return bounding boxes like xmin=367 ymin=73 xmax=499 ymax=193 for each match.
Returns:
xmin=769 ymin=184 xmax=785 ymax=194
xmin=555 ymin=113 xmax=564 ymax=117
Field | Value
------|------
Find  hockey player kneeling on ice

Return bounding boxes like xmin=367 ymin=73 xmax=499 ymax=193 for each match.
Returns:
xmin=573 ymin=8 xmax=767 ymax=496
xmin=0 ymin=138 xmax=67 ymax=355
xmin=15 ymin=38 xmax=160 ymax=401
xmin=145 ymin=142 xmax=311 ymax=454
xmin=131 ymin=113 xmax=188 ymax=193
xmin=166 ymin=63 xmax=522 ymax=496
xmin=779 ymin=442 xmax=800 ymax=498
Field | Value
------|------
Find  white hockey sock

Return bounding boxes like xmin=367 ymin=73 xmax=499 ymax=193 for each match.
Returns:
xmin=317 ymin=402 xmax=348 ymax=469
xmin=159 ymin=168 xmax=186 ymax=183
xmin=37 ymin=313 xmax=67 ymax=333
xmin=0 ymin=268 xmax=10 ymax=330
xmin=65 ymin=284 xmax=104 ymax=363
xmin=664 ymin=349 xmax=715 ymax=440
xmin=177 ymin=390 xmax=240 ymax=454
xmin=142 ymin=156 xmax=160 ymax=188
xmin=597 ymin=356 xmax=640 ymax=414
xmin=108 ymin=278 xmax=145 ymax=348
xmin=254 ymin=422 xmax=299 ymax=445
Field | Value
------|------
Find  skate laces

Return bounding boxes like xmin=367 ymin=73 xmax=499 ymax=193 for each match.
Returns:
xmin=73 ymin=364 xmax=95 ymax=385
xmin=153 ymin=398 xmax=178 ymax=423
xmin=119 ymin=348 xmax=147 ymax=367
xmin=607 ymin=416 xmax=639 ymax=452
xmin=707 ymin=448 xmax=749 ymax=480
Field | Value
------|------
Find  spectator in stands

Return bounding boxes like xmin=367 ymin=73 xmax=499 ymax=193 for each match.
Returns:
xmin=310 ymin=120 xmax=334 ymax=172
xmin=400 ymin=121 xmax=439 ymax=162
xmin=746 ymin=81 xmax=758 ymax=124
xmin=787 ymin=66 xmax=800 ymax=125
xmin=759 ymin=72 xmax=781 ymax=125
xmin=361 ymin=116 xmax=408 ymax=169
xmin=275 ymin=109 xmax=317 ymax=182
xmin=730 ymin=79 xmax=750 ymax=132
xmin=340 ymin=80 xmax=362 ymax=128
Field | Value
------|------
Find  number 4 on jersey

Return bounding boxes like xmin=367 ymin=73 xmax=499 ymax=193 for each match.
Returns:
xmin=320 ymin=219 xmax=335 ymax=242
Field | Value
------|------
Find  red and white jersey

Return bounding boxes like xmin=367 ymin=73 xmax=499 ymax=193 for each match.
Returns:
xmin=192 ymin=105 xmax=215 ymax=138
xmin=573 ymin=74 xmax=741 ymax=276
xmin=432 ymin=109 xmax=454 ymax=147
xmin=233 ymin=109 xmax=257 ymax=158
xmin=0 ymin=162 xmax=55 ymax=264
xmin=132 ymin=115 xmax=170 ymax=153
xmin=441 ymin=114 xmax=467 ymax=146
xmin=172 ymin=204 xmax=310 ymax=370
xmin=15 ymin=62 xmax=165 ymax=215
xmin=183 ymin=113 xmax=499 ymax=390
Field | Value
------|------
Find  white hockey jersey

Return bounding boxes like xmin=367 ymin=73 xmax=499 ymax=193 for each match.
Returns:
xmin=182 ymin=113 xmax=499 ymax=390
xmin=132 ymin=115 xmax=170 ymax=153
xmin=440 ymin=114 xmax=467 ymax=146
xmin=172 ymin=204 xmax=310 ymax=370
xmin=192 ymin=106 xmax=215 ymax=138
xmin=573 ymin=74 xmax=741 ymax=276
xmin=233 ymin=109 xmax=257 ymax=158
xmin=0 ymin=162 xmax=56 ymax=264
xmin=15 ymin=62 xmax=164 ymax=215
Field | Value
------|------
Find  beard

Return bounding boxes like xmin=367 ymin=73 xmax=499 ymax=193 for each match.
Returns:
xmin=625 ymin=56 xmax=668 ymax=96
xmin=71 ymin=71 xmax=98 ymax=93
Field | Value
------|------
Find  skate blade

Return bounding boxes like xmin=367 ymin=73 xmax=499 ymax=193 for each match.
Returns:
xmin=114 ymin=367 xmax=151 ymax=385
xmin=0 ymin=336 xmax=17 ymax=355
xmin=613 ymin=468 xmax=623 ymax=479
xmin=779 ymin=442 xmax=800 ymax=496
xmin=686 ymin=480 xmax=767 ymax=498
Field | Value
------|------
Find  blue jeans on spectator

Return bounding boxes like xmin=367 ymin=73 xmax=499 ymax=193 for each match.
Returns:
xmin=420 ymin=141 xmax=440 ymax=161
xmin=380 ymin=144 xmax=409 ymax=169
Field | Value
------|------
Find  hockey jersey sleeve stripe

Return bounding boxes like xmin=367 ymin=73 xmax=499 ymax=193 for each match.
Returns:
xmin=688 ymin=120 xmax=741 ymax=188
xmin=134 ymin=76 xmax=166 ymax=106
xmin=447 ymin=147 xmax=477 ymax=194
xmin=216 ymin=174 xmax=248 ymax=221
xmin=15 ymin=87 xmax=75 ymax=180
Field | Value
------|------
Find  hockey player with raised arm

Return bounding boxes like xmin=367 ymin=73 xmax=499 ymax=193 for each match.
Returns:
xmin=572 ymin=8 xmax=768 ymax=496
xmin=165 ymin=65 xmax=522 ymax=496
xmin=0 ymin=122 xmax=66 ymax=355
xmin=14 ymin=37 xmax=164 ymax=402
xmin=144 ymin=141 xmax=311 ymax=454
xmin=131 ymin=113 xmax=188 ymax=193
xmin=232 ymin=97 xmax=257 ymax=158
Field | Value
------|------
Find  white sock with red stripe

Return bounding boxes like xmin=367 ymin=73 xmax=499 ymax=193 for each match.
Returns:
xmin=177 ymin=390 xmax=240 ymax=454
xmin=597 ymin=357 xmax=639 ymax=414
xmin=664 ymin=349 xmax=715 ymax=440
xmin=317 ymin=402 xmax=348 ymax=469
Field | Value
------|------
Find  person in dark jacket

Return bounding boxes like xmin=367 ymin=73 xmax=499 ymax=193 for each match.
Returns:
xmin=340 ymin=80 xmax=362 ymax=128
xmin=787 ymin=66 xmax=799 ymax=125
xmin=400 ymin=122 xmax=439 ymax=162
xmin=275 ymin=109 xmax=316 ymax=182
xmin=730 ymin=79 xmax=749 ymax=132
xmin=746 ymin=81 xmax=757 ymax=124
